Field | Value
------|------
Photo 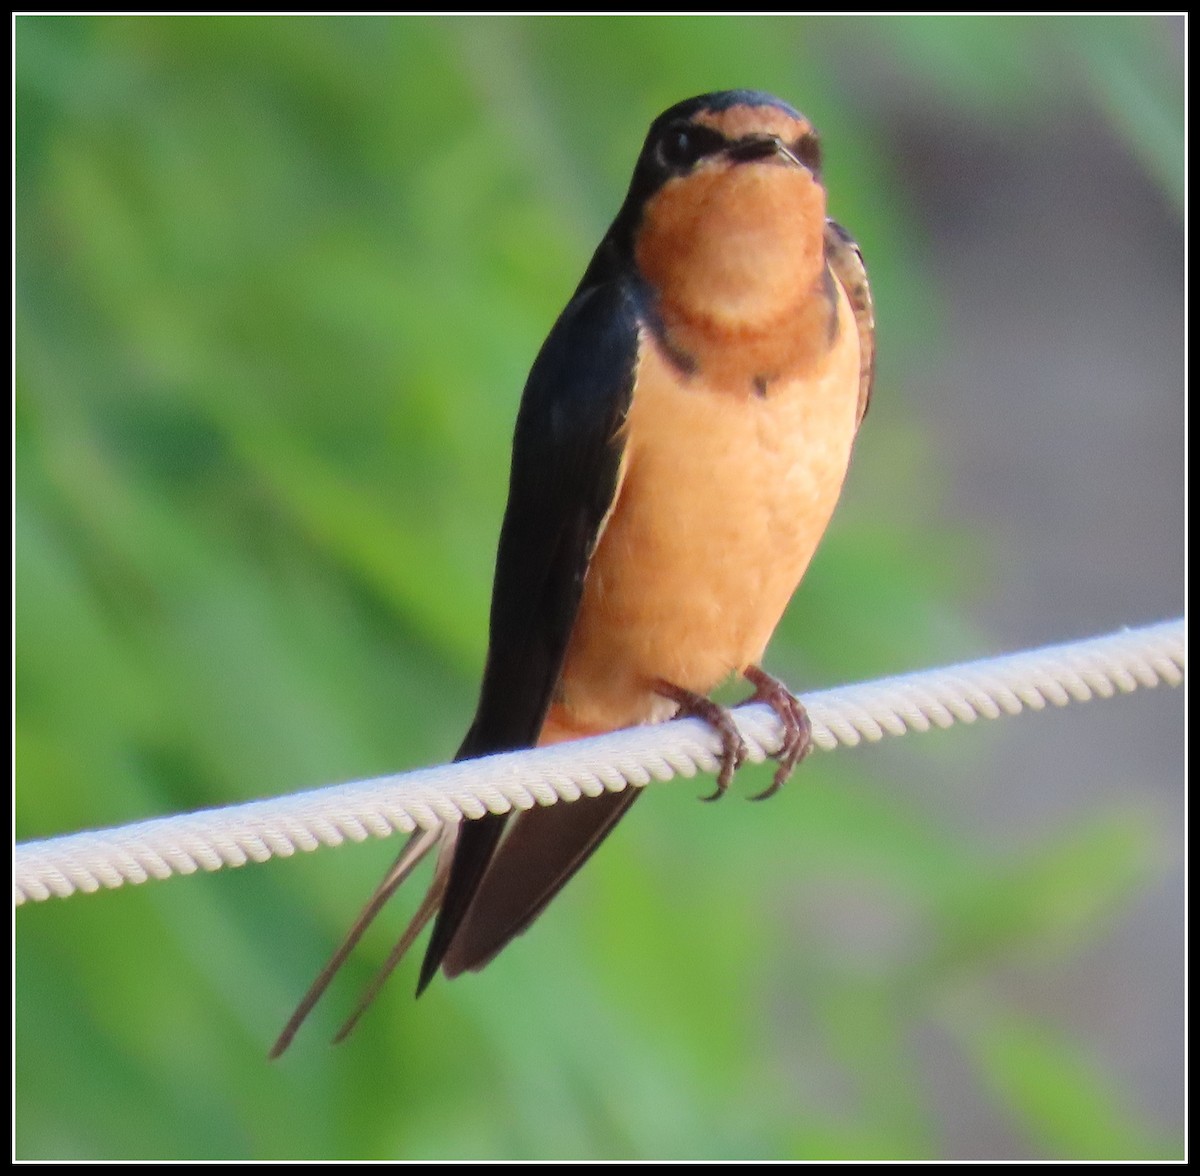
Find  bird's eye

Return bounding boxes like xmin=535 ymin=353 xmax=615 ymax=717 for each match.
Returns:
xmin=792 ymin=131 xmax=822 ymax=175
xmin=656 ymin=123 xmax=711 ymax=172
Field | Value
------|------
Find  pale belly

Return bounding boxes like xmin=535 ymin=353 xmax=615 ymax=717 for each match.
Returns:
xmin=542 ymin=287 xmax=862 ymax=743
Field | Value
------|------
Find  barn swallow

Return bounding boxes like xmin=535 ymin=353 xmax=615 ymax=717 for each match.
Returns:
xmin=270 ymin=89 xmax=874 ymax=1057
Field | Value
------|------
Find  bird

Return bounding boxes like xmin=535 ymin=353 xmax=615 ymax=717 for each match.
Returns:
xmin=270 ymin=89 xmax=874 ymax=1057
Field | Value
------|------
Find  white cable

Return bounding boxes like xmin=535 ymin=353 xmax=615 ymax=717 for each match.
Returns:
xmin=13 ymin=619 xmax=1184 ymax=906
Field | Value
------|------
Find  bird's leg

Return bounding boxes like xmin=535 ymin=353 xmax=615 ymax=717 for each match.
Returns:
xmin=653 ymin=679 xmax=748 ymax=802
xmin=742 ymin=665 xmax=812 ymax=801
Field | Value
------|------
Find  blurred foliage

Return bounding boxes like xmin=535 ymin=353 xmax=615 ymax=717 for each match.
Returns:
xmin=14 ymin=14 xmax=1182 ymax=1161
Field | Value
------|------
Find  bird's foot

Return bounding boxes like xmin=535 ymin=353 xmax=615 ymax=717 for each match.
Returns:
xmin=742 ymin=665 xmax=812 ymax=801
xmin=653 ymin=679 xmax=747 ymax=802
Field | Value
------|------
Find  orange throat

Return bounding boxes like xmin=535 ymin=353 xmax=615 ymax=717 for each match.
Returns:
xmin=635 ymin=159 xmax=831 ymax=387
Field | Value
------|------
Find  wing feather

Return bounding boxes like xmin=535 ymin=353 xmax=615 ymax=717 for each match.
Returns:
xmin=416 ymin=278 xmax=643 ymax=992
xmin=825 ymin=218 xmax=875 ymax=425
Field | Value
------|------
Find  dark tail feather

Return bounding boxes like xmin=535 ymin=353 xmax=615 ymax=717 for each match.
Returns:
xmin=331 ymin=828 xmax=456 ymax=1043
xmin=276 ymin=751 xmax=641 ymax=1043
xmin=441 ymin=787 xmax=641 ymax=977
xmin=414 ymin=814 xmax=508 ymax=994
xmin=269 ymin=825 xmax=445 ymax=1059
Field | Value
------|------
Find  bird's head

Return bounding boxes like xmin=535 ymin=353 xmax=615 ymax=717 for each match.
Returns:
xmin=611 ymin=92 xmax=829 ymax=336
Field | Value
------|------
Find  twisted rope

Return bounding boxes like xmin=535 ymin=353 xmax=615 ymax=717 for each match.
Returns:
xmin=14 ymin=619 xmax=1184 ymax=907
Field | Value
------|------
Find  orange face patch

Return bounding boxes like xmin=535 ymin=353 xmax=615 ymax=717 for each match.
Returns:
xmin=693 ymin=104 xmax=814 ymax=146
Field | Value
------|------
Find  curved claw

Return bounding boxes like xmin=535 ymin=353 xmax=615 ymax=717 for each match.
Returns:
xmin=700 ymin=732 xmax=748 ymax=802
xmin=654 ymin=679 xmax=747 ymax=801
xmin=743 ymin=665 xmax=812 ymax=800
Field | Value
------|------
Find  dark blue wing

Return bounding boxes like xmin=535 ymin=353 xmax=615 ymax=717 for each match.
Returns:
xmin=416 ymin=277 xmax=642 ymax=991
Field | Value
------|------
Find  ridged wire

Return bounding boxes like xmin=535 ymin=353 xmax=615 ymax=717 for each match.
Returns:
xmin=14 ymin=619 xmax=1184 ymax=906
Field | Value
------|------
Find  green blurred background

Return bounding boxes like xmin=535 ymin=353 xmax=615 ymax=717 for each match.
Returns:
xmin=14 ymin=14 xmax=1183 ymax=1161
